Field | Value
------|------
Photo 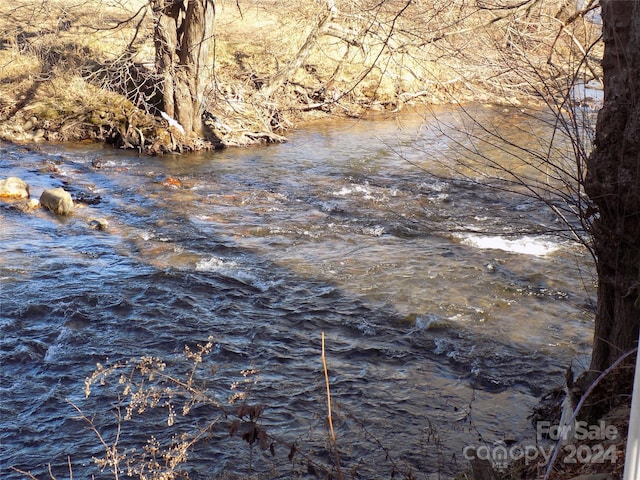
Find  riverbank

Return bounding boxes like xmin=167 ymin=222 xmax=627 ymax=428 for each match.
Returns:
xmin=0 ymin=0 xmax=600 ymax=153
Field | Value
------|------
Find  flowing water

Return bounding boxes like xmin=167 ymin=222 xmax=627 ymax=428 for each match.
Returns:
xmin=1 ymin=105 xmax=596 ymax=479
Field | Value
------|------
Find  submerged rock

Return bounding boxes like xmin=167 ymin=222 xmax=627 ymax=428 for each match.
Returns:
xmin=2 ymin=198 xmax=40 ymax=213
xmin=0 ymin=177 xmax=30 ymax=198
xmin=87 ymin=217 xmax=109 ymax=230
xmin=40 ymin=187 xmax=74 ymax=215
xmin=15 ymin=198 xmax=41 ymax=213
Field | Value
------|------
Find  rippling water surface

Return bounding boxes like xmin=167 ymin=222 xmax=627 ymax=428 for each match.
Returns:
xmin=1 ymin=106 xmax=595 ymax=478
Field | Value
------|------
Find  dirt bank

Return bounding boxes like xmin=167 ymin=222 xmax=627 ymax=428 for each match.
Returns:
xmin=0 ymin=0 xmax=599 ymax=153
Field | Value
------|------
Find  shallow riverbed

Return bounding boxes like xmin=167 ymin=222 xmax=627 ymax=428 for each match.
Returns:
xmin=0 ymin=105 xmax=596 ymax=479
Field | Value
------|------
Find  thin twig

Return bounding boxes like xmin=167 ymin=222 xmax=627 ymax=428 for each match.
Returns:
xmin=69 ymin=400 xmax=121 ymax=480
xmin=322 ymin=332 xmax=343 ymax=480
xmin=10 ymin=467 xmax=40 ymax=480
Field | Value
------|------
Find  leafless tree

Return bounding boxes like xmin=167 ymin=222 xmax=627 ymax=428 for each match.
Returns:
xmin=151 ymin=0 xmax=215 ymax=138
xmin=582 ymin=0 xmax=639 ymax=410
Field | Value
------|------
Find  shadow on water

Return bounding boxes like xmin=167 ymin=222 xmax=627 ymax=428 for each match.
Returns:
xmin=0 ymin=110 xmax=594 ymax=479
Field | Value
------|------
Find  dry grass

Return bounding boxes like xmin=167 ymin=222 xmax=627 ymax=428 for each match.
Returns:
xmin=0 ymin=0 xmax=602 ymax=149
xmin=0 ymin=0 xmax=153 ymax=142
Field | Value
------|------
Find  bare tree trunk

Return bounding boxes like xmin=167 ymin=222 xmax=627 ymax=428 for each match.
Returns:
xmin=583 ymin=0 xmax=640 ymax=394
xmin=152 ymin=0 xmax=215 ymax=138
xmin=175 ymin=0 xmax=214 ymax=136
xmin=152 ymin=0 xmax=182 ymax=119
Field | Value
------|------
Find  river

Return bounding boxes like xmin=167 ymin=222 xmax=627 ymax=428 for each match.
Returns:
xmin=1 ymin=105 xmax=596 ymax=479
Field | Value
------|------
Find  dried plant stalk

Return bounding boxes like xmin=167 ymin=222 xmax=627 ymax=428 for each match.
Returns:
xmin=321 ymin=332 xmax=343 ymax=480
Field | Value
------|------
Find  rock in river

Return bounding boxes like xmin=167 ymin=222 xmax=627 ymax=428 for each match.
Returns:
xmin=87 ymin=217 xmax=109 ymax=230
xmin=40 ymin=187 xmax=74 ymax=216
xmin=0 ymin=177 xmax=30 ymax=199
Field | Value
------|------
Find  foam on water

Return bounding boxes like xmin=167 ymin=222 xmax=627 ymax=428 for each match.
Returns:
xmin=332 ymin=183 xmax=374 ymax=199
xmin=195 ymin=256 xmax=281 ymax=292
xmin=195 ymin=256 xmax=239 ymax=271
xmin=455 ymin=233 xmax=562 ymax=256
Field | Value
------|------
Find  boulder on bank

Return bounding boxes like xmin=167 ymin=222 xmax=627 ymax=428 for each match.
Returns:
xmin=0 ymin=177 xmax=30 ymax=198
xmin=40 ymin=187 xmax=74 ymax=215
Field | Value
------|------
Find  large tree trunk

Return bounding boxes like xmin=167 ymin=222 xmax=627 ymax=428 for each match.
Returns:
xmin=583 ymin=0 xmax=640 ymax=396
xmin=152 ymin=0 xmax=181 ymax=119
xmin=152 ymin=0 xmax=215 ymax=138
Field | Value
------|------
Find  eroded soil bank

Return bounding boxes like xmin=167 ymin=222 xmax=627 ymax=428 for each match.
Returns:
xmin=0 ymin=0 xmax=600 ymax=153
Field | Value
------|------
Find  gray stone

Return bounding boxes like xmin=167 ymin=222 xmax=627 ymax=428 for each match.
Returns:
xmin=87 ymin=218 xmax=109 ymax=230
xmin=23 ymin=117 xmax=36 ymax=131
xmin=15 ymin=198 xmax=41 ymax=213
xmin=40 ymin=187 xmax=74 ymax=215
xmin=0 ymin=177 xmax=30 ymax=198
